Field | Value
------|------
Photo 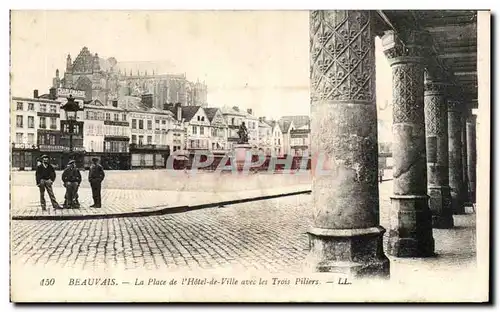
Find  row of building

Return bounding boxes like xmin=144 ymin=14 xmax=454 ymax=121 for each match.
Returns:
xmin=11 ymin=88 xmax=311 ymax=170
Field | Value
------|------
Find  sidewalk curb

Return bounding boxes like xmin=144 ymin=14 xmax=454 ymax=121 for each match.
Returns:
xmin=11 ymin=189 xmax=312 ymax=221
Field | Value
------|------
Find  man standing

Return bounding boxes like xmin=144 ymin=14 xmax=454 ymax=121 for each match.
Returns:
xmin=62 ymin=160 xmax=82 ymax=209
xmin=89 ymin=157 xmax=105 ymax=208
xmin=35 ymin=155 xmax=61 ymax=210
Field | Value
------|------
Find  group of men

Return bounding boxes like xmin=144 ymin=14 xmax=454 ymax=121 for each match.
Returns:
xmin=35 ymin=155 xmax=105 ymax=210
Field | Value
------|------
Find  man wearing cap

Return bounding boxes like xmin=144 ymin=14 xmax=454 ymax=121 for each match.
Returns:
xmin=62 ymin=160 xmax=82 ymax=209
xmin=35 ymin=155 xmax=61 ymax=210
xmin=89 ymin=157 xmax=105 ymax=208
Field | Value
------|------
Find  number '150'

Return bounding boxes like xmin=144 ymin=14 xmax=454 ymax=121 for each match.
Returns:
xmin=40 ymin=278 xmax=55 ymax=286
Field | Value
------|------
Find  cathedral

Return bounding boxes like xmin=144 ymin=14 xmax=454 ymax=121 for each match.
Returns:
xmin=52 ymin=46 xmax=208 ymax=108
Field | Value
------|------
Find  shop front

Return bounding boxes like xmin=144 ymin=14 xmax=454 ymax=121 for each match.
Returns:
xmin=11 ymin=143 xmax=38 ymax=170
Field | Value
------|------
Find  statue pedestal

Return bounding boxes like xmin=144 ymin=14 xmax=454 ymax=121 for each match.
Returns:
xmin=233 ymin=143 xmax=252 ymax=172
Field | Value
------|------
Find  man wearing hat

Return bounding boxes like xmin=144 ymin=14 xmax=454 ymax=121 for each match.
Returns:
xmin=88 ymin=157 xmax=105 ymax=208
xmin=35 ymin=155 xmax=61 ymax=210
xmin=62 ymin=160 xmax=82 ymax=209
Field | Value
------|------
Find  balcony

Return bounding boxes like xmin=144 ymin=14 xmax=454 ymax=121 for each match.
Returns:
xmin=129 ymin=143 xmax=170 ymax=151
xmin=37 ymin=112 xmax=60 ymax=118
xmin=38 ymin=145 xmax=85 ymax=152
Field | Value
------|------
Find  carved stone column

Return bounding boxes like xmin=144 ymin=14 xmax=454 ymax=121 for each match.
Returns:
xmin=466 ymin=113 xmax=477 ymax=203
xmin=423 ymin=77 xmax=454 ymax=228
xmin=382 ymin=30 xmax=435 ymax=257
xmin=308 ymin=10 xmax=389 ymax=278
xmin=447 ymin=97 xmax=466 ymax=214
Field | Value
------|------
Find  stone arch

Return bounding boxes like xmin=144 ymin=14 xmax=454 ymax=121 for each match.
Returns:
xmin=75 ymin=76 xmax=93 ymax=101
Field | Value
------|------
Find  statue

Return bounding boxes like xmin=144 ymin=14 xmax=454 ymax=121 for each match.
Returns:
xmin=237 ymin=122 xmax=249 ymax=144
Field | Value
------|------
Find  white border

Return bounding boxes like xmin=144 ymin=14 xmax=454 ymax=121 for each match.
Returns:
xmin=2 ymin=1 xmax=497 ymax=310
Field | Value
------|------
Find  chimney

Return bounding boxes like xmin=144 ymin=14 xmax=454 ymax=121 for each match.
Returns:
xmin=49 ymin=87 xmax=57 ymax=100
xmin=141 ymin=94 xmax=153 ymax=109
xmin=33 ymin=89 xmax=39 ymax=99
xmin=112 ymin=100 xmax=118 ymax=108
xmin=247 ymin=108 xmax=253 ymax=115
xmin=175 ymin=103 xmax=182 ymax=121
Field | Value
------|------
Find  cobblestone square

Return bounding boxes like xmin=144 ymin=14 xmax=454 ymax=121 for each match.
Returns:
xmin=11 ymin=177 xmax=477 ymax=277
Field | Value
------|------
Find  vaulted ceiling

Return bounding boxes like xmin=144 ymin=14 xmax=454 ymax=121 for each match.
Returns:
xmin=377 ymin=10 xmax=478 ymax=109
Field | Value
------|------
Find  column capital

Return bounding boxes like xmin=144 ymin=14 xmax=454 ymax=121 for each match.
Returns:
xmin=424 ymin=81 xmax=450 ymax=96
xmin=381 ymin=29 xmax=431 ymax=65
xmin=447 ymin=99 xmax=463 ymax=113
xmin=310 ymin=10 xmax=375 ymax=103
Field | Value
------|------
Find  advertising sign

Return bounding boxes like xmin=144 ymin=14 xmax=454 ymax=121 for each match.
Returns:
xmin=57 ymin=88 xmax=86 ymax=99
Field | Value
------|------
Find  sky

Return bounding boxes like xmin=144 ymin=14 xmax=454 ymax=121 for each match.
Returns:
xmin=10 ymin=10 xmax=393 ymax=140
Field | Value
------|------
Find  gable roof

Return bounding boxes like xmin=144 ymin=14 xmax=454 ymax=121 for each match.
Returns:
xmin=167 ymin=105 xmax=201 ymax=122
xmin=204 ymin=107 xmax=220 ymax=122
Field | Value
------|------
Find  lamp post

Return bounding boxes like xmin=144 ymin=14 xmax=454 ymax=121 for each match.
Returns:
xmin=61 ymin=94 xmax=81 ymax=157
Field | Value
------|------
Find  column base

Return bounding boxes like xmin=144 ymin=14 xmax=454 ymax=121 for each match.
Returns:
xmin=306 ymin=226 xmax=390 ymax=279
xmin=451 ymin=191 xmax=466 ymax=215
xmin=388 ymin=195 xmax=435 ymax=258
xmin=428 ymin=186 xmax=454 ymax=229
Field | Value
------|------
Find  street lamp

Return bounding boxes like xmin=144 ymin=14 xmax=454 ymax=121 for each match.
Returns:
xmin=61 ymin=94 xmax=81 ymax=154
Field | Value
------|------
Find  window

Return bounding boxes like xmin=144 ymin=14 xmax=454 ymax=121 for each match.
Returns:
xmin=16 ymin=115 xmax=23 ymax=128
xmin=49 ymin=135 xmax=55 ymax=145
xmin=86 ymin=111 xmax=90 ymax=119
xmin=50 ymin=117 xmax=57 ymax=129
xmin=27 ymin=133 xmax=34 ymax=144
xmin=16 ymin=133 xmax=23 ymax=143
xmin=161 ymin=120 xmax=166 ymax=125
xmin=28 ymin=116 xmax=34 ymax=128
xmin=50 ymin=105 xmax=57 ymax=113
xmin=39 ymin=117 xmax=46 ymax=129
xmin=39 ymin=104 xmax=46 ymax=112
xmin=132 ymin=135 xmax=137 ymax=144
xmin=200 ymin=126 xmax=204 ymax=135
xmin=147 ymin=120 xmax=152 ymax=130
xmin=114 ymin=113 xmax=119 ymax=121
xmin=138 ymin=135 xmax=144 ymax=145
xmin=16 ymin=102 xmax=23 ymax=110
xmin=28 ymin=103 xmax=34 ymax=111
xmin=201 ymin=116 xmax=205 ymax=122
xmin=122 ymin=114 xmax=127 ymax=121
xmin=105 ymin=113 xmax=110 ymax=120
xmin=192 ymin=126 xmax=197 ymax=135
xmin=231 ymin=118 xmax=235 ymax=125
xmin=132 ymin=119 xmax=137 ymax=129
xmin=147 ymin=136 xmax=152 ymax=144
xmin=139 ymin=120 xmax=144 ymax=129
xmin=88 ymin=124 xmax=94 ymax=135
xmin=155 ymin=120 xmax=160 ymax=130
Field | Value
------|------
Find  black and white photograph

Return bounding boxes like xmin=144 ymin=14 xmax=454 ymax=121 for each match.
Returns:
xmin=8 ymin=9 xmax=490 ymax=302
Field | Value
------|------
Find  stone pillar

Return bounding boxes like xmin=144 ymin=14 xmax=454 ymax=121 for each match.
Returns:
xmin=423 ymin=77 xmax=454 ymax=228
xmin=466 ymin=114 xmax=477 ymax=203
xmin=308 ymin=10 xmax=389 ymax=278
xmin=447 ymin=97 xmax=466 ymax=214
xmin=382 ymin=30 xmax=435 ymax=257
xmin=462 ymin=118 xmax=470 ymax=204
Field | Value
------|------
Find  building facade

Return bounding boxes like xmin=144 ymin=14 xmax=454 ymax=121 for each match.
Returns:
xmin=258 ymin=118 xmax=273 ymax=155
xmin=204 ymin=107 xmax=228 ymax=153
xmin=11 ymin=92 xmax=61 ymax=169
xmin=245 ymin=109 xmax=260 ymax=147
xmin=83 ymin=101 xmax=131 ymax=169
